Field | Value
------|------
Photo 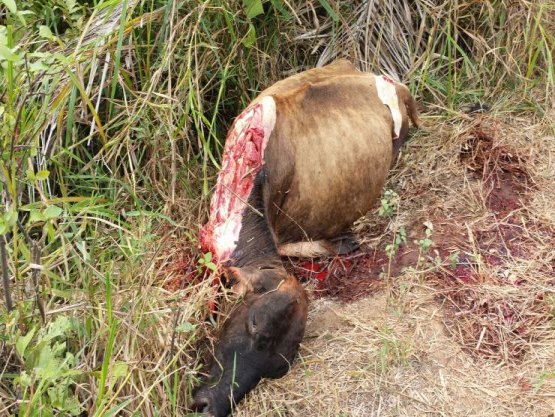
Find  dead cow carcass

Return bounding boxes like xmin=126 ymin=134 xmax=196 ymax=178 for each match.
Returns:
xmin=193 ymin=59 xmax=420 ymax=416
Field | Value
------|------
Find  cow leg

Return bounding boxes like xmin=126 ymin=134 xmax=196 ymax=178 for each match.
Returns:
xmin=278 ymin=240 xmax=334 ymax=258
xmin=278 ymin=234 xmax=359 ymax=258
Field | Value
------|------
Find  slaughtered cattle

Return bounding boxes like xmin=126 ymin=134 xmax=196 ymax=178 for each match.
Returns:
xmin=192 ymin=59 xmax=420 ymax=416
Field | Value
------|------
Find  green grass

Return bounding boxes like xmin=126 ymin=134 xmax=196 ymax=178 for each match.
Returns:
xmin=0 ymin=0 xmax=553 ymax=415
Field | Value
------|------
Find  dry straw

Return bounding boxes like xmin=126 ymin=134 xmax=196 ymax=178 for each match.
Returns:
xmin=0 ymin=0 xmax=553 ymax=415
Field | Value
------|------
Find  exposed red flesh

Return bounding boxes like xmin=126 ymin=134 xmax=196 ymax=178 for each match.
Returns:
xmin=200 ymin=100 xmax=274 ymax=264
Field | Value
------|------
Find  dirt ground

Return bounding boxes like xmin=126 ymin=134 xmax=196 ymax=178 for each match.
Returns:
xmin=233 ymin=109 xmax=555 ymax=416
xmin=238 ymin=293 xmax=554 ymax=417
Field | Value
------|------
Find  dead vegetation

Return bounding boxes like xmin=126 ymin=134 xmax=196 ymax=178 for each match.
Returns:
xmin=235 ymin=110 xmax=555 ymax=416
xmin=1 ymin=0 xmax=554 ymax=415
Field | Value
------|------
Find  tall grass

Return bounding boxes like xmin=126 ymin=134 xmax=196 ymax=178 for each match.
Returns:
xmin=0 ymin=0 xmax=553 ymax=415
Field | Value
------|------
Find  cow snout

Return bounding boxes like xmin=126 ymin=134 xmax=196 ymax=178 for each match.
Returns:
xmin=190 ymin=398 xmax=208 ymax=412
xmin=190 ymin=395 xmax=215 ymax=416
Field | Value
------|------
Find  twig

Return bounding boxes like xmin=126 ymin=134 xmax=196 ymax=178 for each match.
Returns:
xmin=169 ymin=305 xmax=182 ymax=359
xmin=0 ymin=235 xmax=13 ymax=312
xmin=221 ymin=182 xmax=264 ymax=218
xmin=30 ymin=240 xmax=46 ymax=323
xmin=18 ymin=220 xmax=46 ymax=323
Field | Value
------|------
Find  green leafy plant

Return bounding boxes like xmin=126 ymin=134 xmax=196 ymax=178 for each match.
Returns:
xmin=12 ymin=316 xmax=83 ymax=416
xmin=375 ymin=324 xmax=413 ymax=374
xmin=447 ymin=250 xmax=460 ymax=269
xmin=378 ymin=190 xmax=399 ymax=218
xmin=0 ymin=0 xmax=552 ymax=414
xmin=0 ymin=207 xmax=17 ymax=235
xmin=198 ymin=251 xmax=218 ymax=272
xmin=414 ymin=221 xmax=433 ymax=268
xmin=385 ymin=226 xmax=406 ymax=259
xmin=416 ymin=223 xmax=433 ymax=254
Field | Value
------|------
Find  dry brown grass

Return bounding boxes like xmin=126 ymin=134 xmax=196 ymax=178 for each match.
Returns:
xmin=224 ymin=105 xmax=555 ymax=416
xmin=2 ymin=0 xmax=554 ymax=415
xmin=238 ymin=291 xmax=555 ymax=416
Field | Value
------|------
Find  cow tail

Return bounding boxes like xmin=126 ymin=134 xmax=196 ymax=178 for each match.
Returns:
xmin=403 ymin=87 xmax=421 ymax=129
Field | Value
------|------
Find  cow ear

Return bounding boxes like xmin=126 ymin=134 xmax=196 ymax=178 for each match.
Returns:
xmin=223 ymin=266 xmax=253 ymax=295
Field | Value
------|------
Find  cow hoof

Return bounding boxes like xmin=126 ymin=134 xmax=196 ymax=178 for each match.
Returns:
xmin=329 ymin=233 xmax=360 ymax=255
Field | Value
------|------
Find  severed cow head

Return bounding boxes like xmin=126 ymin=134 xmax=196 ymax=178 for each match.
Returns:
xmin=191 ymin=265 xmax=308 ymax=417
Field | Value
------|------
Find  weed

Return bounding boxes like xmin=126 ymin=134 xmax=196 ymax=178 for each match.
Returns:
xmin=375 ymin=324 xmax=413 ymax=375
xmin=11 ymin=315 xmax=83 ymax=415
xmin=378 ymin=190 xmax=400 ymax=218
xmin=380 ymin=189 xmax=406 ymax=264
xmin=416 ymin=222 xmax=433 ymax=255
xmin=415 ymin=221 xmax=433 ymax=268
xmin=385 ymin=226 xmax=407 ymax=260
xmin=0 ymin=0 xmax=553 ymax=414
xmin=447 ymin=250 xmax=460 ymax=270
xmin=197 ymin=251 xmax=217 ymax=273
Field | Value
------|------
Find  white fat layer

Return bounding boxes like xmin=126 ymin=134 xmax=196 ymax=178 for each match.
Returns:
xmin=211 ymin=96 xmax=277 ymax=262
xmin=375 ymin=75 xmax=402 ymax=139
xmin=259 ymin=96 xmax=277 ymax=139
xmin=213 ymin=218 xmax=242 ymax=262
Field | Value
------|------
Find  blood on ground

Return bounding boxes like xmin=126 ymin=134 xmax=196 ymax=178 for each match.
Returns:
xmin=285 ymin=251 xmax=386 ymax=301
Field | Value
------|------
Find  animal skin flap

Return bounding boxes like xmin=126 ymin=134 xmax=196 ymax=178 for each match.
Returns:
xmin=375 ymin=75 xmax=402 ymax=139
